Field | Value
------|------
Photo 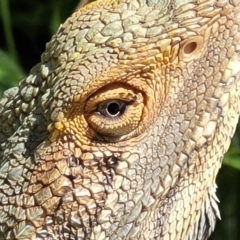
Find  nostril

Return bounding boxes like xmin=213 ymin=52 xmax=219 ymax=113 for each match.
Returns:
xmin=184 ymin=42 xmax=197 ymax=54
xmin=179 ymin=36 xmax=204 ymax=62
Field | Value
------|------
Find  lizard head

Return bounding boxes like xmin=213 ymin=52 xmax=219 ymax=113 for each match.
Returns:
xmin=0 ymin=0 xmax=240 ymax=239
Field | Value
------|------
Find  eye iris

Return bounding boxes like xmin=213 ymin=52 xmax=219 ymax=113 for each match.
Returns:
xmin=97 ymin=100 xmax=126 ymax=118
xmin=107 ymin=102 xmax=121 ymax=116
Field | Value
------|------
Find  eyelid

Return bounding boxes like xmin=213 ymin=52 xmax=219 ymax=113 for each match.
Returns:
xmin=84 ymin=84 xmax=142 ymax=113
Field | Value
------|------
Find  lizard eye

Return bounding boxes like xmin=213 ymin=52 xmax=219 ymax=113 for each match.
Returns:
xmin=97 ymin=100 xmax=127 ymax=118
xmin=84 ymin=84 xmax=144 ymax=140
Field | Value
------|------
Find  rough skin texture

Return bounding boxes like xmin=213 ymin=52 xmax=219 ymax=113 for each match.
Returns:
xmin=0 ymin=0 xmax=240 ymax=239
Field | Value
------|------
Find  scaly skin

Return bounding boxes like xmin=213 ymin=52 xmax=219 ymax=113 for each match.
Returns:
xmin=0 ymin=0 xmax=240 ymax=239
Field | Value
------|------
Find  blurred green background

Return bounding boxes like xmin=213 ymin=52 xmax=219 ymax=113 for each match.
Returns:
xmin=0 ymin=0 xmax=239 ymax=239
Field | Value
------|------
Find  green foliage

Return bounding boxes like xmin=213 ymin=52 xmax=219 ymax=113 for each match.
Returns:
xmin=224 ymin=150 xmax=240 ymax=171
xmin=0 ymin=49 xmax=24 ymax=95
xmin=0 ymin=0 xmax=239 ymax=239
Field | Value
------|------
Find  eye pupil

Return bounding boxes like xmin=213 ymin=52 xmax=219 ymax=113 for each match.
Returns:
xmin=97 ymin=100 xmax=127 ymax=118
xmin=107 ymin=102 xmax=121 ymax=116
